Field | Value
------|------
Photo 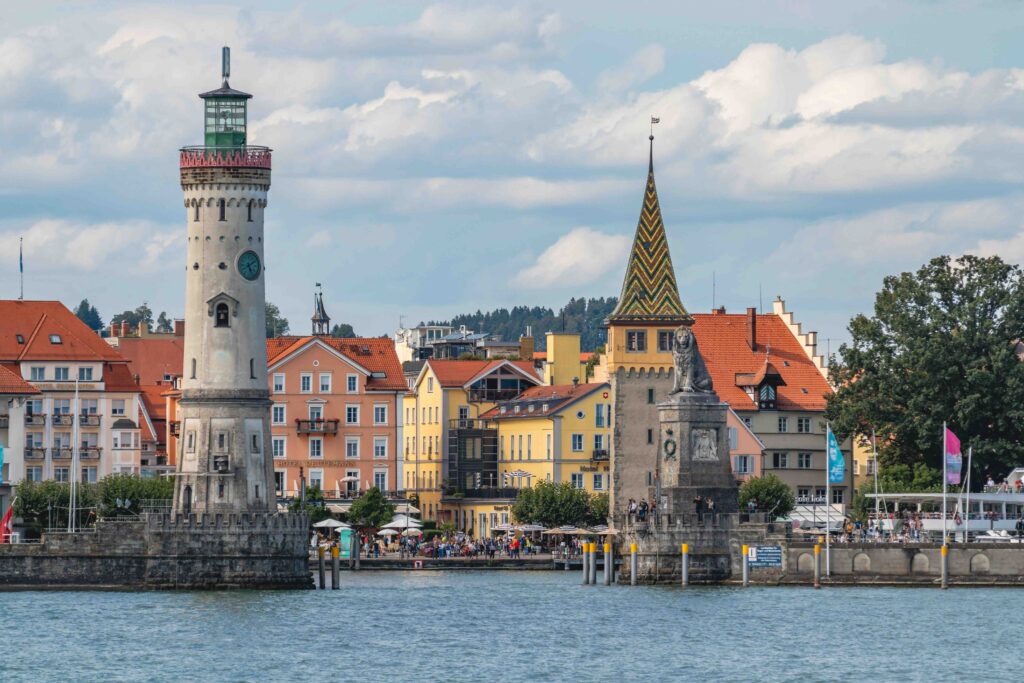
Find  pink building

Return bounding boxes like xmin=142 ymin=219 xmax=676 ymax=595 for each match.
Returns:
xmin=266 ymin=335 xmax=405 ymax=499
xmin=728 ymin=407 xmax=765 ymax=482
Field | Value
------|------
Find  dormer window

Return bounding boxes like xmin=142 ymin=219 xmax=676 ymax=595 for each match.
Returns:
xmin=514 ymin=405 xmax=520 ymax=414
xmin=758 ymin=383 xmax=777 ymax=410
xmin=500 ymin=406 xmax=507 ymax=414
xmin=528 ymin=404 xmax=535 ymax=413
xmin=542 ymin=403 xmax=549 ymax=412
xmin=15 ymin=334 xmax=24 ymax=344
xmin=49 ymin=334 xmax=62 ymax=344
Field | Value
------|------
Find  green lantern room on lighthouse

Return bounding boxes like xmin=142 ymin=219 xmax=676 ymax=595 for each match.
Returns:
xmin=198 ymin=47 xmax=251 ymax=148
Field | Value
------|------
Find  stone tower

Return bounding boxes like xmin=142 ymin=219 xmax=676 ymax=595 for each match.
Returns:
xmin=606 ymin=134 xmax=691 ymax=523
xmin=173 ymin=47 xmax=275 ymax=515
xmin=311 ymin=284 xmax=330 ymax=336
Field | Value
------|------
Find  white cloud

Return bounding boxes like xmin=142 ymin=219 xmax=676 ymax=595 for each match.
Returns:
xmin=512 ymin=227 xmax=631 ymax=289
xmin=0 ymin=219 xmax=177 ymax=272
xmin=306 ymin=230 xmax=332 ymax=248
xmin=598 ymin=44 xmax=666 ymax=92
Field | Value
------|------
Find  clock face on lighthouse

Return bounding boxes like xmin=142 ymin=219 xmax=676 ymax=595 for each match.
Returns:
xmin=237 ymin=250 xmax=261 ymax=281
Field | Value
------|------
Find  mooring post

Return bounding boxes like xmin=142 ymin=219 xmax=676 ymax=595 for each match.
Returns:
xmin=589 ymin=542 xmax=598 ymax=585
xmin=941 ymin=544 xmax=949 ymax=589
xmin=598 ymin=544 xmax=606 ymax=589
xmin=813 ymin=543 xmax=821 ymax=589
xmin=582 ymin=543 xmax=590 ymax=585
xmin=351 ymin=533 xmax=360 ymax=571
xmin=630 ymin=543 xmax=638 ymax=586
xmin=742 ymin=544 xmax=750 ymax=588
xmin=331 ymin=545 xmax=340 ymax=590
xmin=681 ymin=543 xmax=689 ymax=587
xmin=317 ymin=546 xmax=326 ymax=590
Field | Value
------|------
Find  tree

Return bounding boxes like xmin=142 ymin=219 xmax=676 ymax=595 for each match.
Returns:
xmin=155 ymin=312 xmax=173 ymax=333
xmin=110 ymin=303 xmax=154 ymax=330
xmin=346 ymin=487 xmax=395 ymax=529
xmin=266 ymin=302 xmax=290 ymax=338
xmin=511 ymin=481 xmax=600 ymax=528
xmin=73 ymin=299 xmax=103 ymax=331
xmin=739 ymin=474 xmax=796 ymax=519
xmin=827 ymin=255 xmax=1024 ymax=481
xmin=330 ymin=323 xmax=356 ymax=338
xmin=288 ymin=485 xmax=331 ymax=525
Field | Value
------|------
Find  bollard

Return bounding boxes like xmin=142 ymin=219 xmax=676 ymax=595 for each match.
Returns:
xmin=331 ymin=546 xmax=340 ymax=590
xmin=582 ymin=543 xmax=590 ymax=585
xmin=681 ymin=543 xmax=689 ymax=587
xmin=813 ymin=544 xmax=821 ymax=589
xmin=941 ymin=544 xmax=949 ymax=589
xmin=317 ymin=546 xmax=326 ymax=590
xmin=353 ymin=534 xmax=361 ymax=571
xmin=742 ymin=544 xmax=749 ymax=588
xmin=589 ymin=543 xmax=598 ymax=585
xmin=603 ymin=543 xmax=612 ymax=586
xmin=630 ymin=543 xmax=638 ymax=586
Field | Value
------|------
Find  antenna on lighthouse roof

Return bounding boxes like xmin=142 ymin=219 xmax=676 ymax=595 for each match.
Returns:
xmin=222 ymin=46 xmax=230 ymax=83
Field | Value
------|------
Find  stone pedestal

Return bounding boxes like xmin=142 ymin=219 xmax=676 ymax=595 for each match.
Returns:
xmin=657 ymin=392 xmax=738 ymax=517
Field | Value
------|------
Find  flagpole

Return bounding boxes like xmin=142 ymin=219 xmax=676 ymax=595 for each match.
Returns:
xmin=942 ymin=421 xmax=947 ymax=546
xmin=964 ymin=446 xmax=972 ymax=544
xmin=68 ymin=379 xmax=80 ymax=533
xmin=19 ymin=237 xmax=24 ymax=301
xmin=872 ymin=429 xmax=880 ymax=530
xmin=826 ymin=422 xmax=831 ymax=576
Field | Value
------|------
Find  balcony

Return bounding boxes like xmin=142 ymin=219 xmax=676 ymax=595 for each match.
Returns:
xmin=592 ymin=449 xmax=610 ymax=461
xmin=169 ymin=421 xmax=181 ymax=437
xmin=444 ymin=487 xmax=520 ymax=500
xmin=52 ymin=414 xmax=75 ymax=426
xmin=448 ymin=418 xmax=494 ymax=430
xmin=180 ymin=145 xmax=272 ymax=170
xmin=467 ymin=389 xmax=521 ymax=403
xmin=79 ymin=414 xmax=101 ymax=427
xmin=295 ymin=419 xmax=339 ymax=435
xmin=24 ymin=448 xmax=46 ymax=461
xmin=51 ymin=448 xmax=73 ymax=461
xmin=0 ymin=415 xmax=8 ymax=429
xmin=25 ymin=414 xmax=46 ymax=426
xmin=80 ymin=447 xmax=102 ymax=461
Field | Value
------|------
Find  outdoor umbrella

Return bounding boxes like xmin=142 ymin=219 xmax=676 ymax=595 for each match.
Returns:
xmin=401 ymin=528 xmax=422 ymax=537
xmin=377 ymin=529 xmax=399 ymax=536
xmin=331 ymin=524 xmax=353 ymax=533
xmin=313 ymin=519 xmax=346 ymax=529
xmin=542 ymin=525 xmax=583 ymax=535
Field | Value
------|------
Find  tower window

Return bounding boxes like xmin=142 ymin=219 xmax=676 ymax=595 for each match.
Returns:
xmin=218 ymin=199 xmax=226 ymax=221
xmin=218 ymin=481 xmax=225 ymax=498
xmin=250 ymin=358 xmax=255 ymax=379
xmin=247 ymin=199 xmax=254 ymax=222
xmin=215 ymin=303 xmax=230 ymax=327
xmin=193 ymin=204 xmax=199 ymax=222
xmin=190 ymin=358 xmax=197 ymax=379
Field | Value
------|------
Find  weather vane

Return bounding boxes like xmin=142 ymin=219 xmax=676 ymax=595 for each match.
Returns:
xmin=650 ymin=115 xmax=660 ymax=137
xmin=222 ymin=46 xmax=230 ymax=82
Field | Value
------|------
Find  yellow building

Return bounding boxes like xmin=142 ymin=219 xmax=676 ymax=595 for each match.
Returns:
xmin=852 ymin=434 xmax=877 ymax=493
xmin=401 ymin=358 xmax=539 ymax=522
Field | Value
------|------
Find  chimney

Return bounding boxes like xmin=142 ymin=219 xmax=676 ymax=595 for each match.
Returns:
xmin=518 ymin=330 xmax=534 ymax=361
xmin=174 ymin=319 xmax=185 ymax=337
xmin=713 ymin=306 xmax=726 ymax=315
xmin=120 ymin=321 xmax=129 ymax=337
xmin=747 ymin=307 xmax=757 ymax=351
xmin=110 ymin=322 xmax=119 ymax=338
xmin=572 ymin=376 xmax=579 ymax=390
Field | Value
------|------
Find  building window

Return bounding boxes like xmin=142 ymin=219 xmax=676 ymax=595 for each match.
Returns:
xmin=30 ymin=366 xmax=44 ymax=381
xmin=571 ymin=473 xmax=584 ymax=489
xmin=80 ymin=399 xmax=98 ymax=415
xmin=777 ymin=417 xmax=788 ymax=433
xmin=272 ymin=405 xmax=286 ymax=425
xmin=374 ymin=437 xmax=387 ymax=459
xmin=517 ymin=435 xmax=523 ymax=459
xmin=798 ymin=452 xmax=812 ymax=469
xmin=247 ymin=199 xmax=254 ymax=222
xmin=594 ymin=434 xmax=605 ymax=450
xmin=546 ymin=433 xmax=552 ymax=459
xmin=215 ymin=303 xmax=229 ymax=327
xmin=218 ymin=198 xmax=226 ymax=221
xmin=273 ymin=374 xmax=285 ymax=393
xmin=647 ymin=388 xmax=655 ymax=404
xmin=309 ymin=469 xmax=323 ymax=491
xmin=647 ymin=429 xmax=653 ymax=444
xmin=309 ymin=438 xmax=323 ymax=458
xmin=728 ymin=427 xmax=738 ymax=450
xmin=626 ymin=330 xmax=647 ymax=352
xmin=374 ymin=405 xmax=387 ymax=425
xmin=111 ymin=399 xmax=126 ymax=416
xmin=54 ymin=367 xmax=69 ymax=381
xmin=26 ymin=466 xmax=43 ymax=482
xmin=427 ymin=377 xmax=434 ymax=393
xmin=527 ymin=434 xmax=532 ymax=459
xmin=657 ymin=330 xmax=674 ymax=352
xmin=772 ymin=452 xmax=788 ymax=469
xmin=186 ymin=431 xmax=196 ymax=453
xmin=596 ymin=403 xmax=605 ymax=428
xmin=797 ymin=417 xmax=812 ymax=433
xmin=49 ymin=335 xmax=62 ymax=344
xmin=272 ymin=437 xmax=286 ymax=458
xmin=374 ymin=470 xmax=387 ymax=490
xmin=734 ymin=455 xmax=753 ymax=474
xmin=571 ymin=434 xmax=584 ymax=452
xmin=346 ymin=437 xmax=359 ymax=459
xmin=797 ymin=486 xmax=810 ymax=502
xmin=319 ymin=373 xmax=331 ymax=393
xmin=194 ymin=204 xmax=200 ymax=222
xmin=458 ymin=405 xmax=469 ymax=421
xmin=250 ymin=433 xmax=261 ymax=454
xmin=742 ymin=416 xmax=752 ymax=428
xmin=866 ymin=458 xmax=877 ymax=476
xmin=191 ymin=358 xmax=196 ymax=379
xmin=54 ymin=467 xmax=70 ymax=483
xmin=759 ymin=384 xmax=776 ymax=409
xmin=341 ymin=374 xmax=356 ymax=393
xmin=53 ymin=399 xmax=71 ymax=415
xmin=593 ymin=474 xmax=604 ymax=491
xmin=346 ymin=405 xmax=359 ymax=425
xmin=78 ymin=367 xmax=93 ymax=381
xmin=113 ymin=431 xmax=138 ymax=449
xmin=832 ymin=488 xmax=845 ymax=504
xmin=300 ymin=373 xmax=312 ymax=393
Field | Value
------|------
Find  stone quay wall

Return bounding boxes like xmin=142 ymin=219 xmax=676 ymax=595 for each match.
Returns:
xmin=0 ymin=512 xmax=312 ymax=590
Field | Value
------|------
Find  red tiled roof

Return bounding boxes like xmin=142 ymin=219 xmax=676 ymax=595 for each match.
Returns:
xmin=139 ymin=384 xmax=169 ymax=420
xmin=480 ymin=382 xmax=608 ymax=419
xmin=104 ymin=363 xmax=140 ymax=391
xmin=428 ymin=359 xmax=538 ymax=388
xmin=113 ymin=337 xmax=184 ymax=386
xmin=0 ymin=300 xmax=123 ymax=362
xmin=0 ymin=364 xmax=40 ymax=395
xmin=267 ymin=336 xmax=406 ymax=392
xmin=692 ymin=313 xmax=831 ymax=412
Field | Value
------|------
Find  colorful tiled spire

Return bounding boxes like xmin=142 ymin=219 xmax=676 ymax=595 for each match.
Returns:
xmin=607 ymin=136 xmax=690 ymax=325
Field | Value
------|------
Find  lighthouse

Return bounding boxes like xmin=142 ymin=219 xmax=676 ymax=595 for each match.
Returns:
xmin=173 ymin=48 xmax=275 ymax=515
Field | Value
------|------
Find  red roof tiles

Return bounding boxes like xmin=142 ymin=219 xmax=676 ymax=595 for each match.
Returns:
xmin=692 ymin=313 xmax=831 ymax=412
xmin=428 ymin=359 xmax=538 ymax=388
xmin=113 ymin=337 xmax=184 ymax=386
xmin=0 ymin=300 xmax=123 ymax=362
xmin=480 ymin=382 xmax=608 ymax=419
xmin=267 ymin=336 xmax=407 ymax=391
xmin=0 ymin=364 xmax=40 ymax=395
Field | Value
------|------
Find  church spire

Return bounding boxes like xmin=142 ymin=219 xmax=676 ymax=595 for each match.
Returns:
xmin=607 ymin=133 xmax=690 ymax=325
xmin=311 ymin=283 xmax=331 ymax=336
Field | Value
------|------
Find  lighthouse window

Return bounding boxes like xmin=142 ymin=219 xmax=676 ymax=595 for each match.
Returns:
xmin=194 ymin=204 xmax=199 ymax=221
xmin=190 ymin=358 xmax=197 ymax=379
xmin=250 ymin=358 xmax=255 ymax=379
xmin=215 ymin=303 xmax=230 ymax=327
xmin=247 ymin=200 xmax=254 ymax=222
xmin=218 ymin=199 xmax=226 ymax=221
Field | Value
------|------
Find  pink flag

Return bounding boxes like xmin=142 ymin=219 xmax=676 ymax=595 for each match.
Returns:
xmin=945 ymin=427 xmax=962 ymax=485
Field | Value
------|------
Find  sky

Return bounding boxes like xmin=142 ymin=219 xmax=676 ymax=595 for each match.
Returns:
xmin=4 ymin=1 xmax=1024 ymax=351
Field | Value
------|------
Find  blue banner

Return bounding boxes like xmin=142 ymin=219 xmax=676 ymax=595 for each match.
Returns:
xmin=827 ymin=427 xmax=844 ymax=484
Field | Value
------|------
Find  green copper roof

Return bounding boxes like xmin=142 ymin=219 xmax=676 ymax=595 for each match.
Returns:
xmin=607 ymin=137 xmax=690 ymax=325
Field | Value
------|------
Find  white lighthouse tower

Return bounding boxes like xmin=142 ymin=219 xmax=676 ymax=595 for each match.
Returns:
xmin=173 ymin=48 xmax=275 ymax=515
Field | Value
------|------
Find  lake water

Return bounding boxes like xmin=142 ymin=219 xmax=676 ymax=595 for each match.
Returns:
xmin=2 ymin=570 xmax=1020 ymax=682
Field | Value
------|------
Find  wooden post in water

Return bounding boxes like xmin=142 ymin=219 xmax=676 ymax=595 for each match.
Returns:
xmin=582 ymin=543 xmax=590 ymax=585
xmin=603 ymin=543 xmax=612 ymax=586
xmin=630 ymin=543 xmax=638 ymax=586
xmin=681 ymin=543 xmax=689 ymax=586
xmin=331 ymin=546 xmax=340 ymax=590
xmin=589 ymin=543 xmax=598 ymax=585
xmin=813 ymin=544 xmax=821 ymax=589
xmin=941 ymin=544 xmax=949 ymax=589
xmin=742 ymin=544 xmax=749 ymax=587
xmin=317 ymin=546 xmax=326 ymax=590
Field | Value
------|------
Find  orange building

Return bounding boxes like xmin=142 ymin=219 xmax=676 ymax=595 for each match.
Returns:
xmin=266 ymin=335 xmax=406 ymax=498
